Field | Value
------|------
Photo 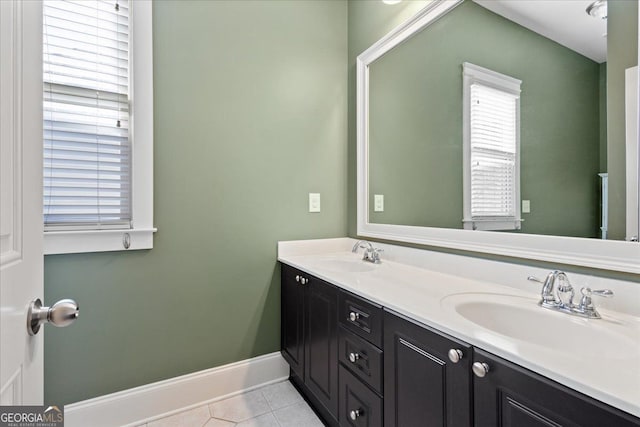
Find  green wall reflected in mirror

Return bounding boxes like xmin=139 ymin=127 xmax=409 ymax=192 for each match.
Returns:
xmin=368 ymin=0 xmax=637 ymax=240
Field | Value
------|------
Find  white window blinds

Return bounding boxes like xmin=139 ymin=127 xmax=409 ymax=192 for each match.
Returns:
xmin=43 ymin=0 xmax=131 ymax=230
xmin=462 ymin=62 xmax=521 ymax=231
xmin=469 ymin=83 xmax=518 ymax=218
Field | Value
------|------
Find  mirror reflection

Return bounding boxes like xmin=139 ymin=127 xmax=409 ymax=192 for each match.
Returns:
xmin=368 ymin=0 xmax=638 ymax=240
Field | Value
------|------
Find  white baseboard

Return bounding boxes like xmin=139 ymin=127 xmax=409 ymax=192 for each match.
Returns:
xmin=64 ymin=352 xmax=289 ymax=427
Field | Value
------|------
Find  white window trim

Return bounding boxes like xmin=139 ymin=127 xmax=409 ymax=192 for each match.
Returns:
xmin=44 ymin=0 xmax=156 ymax=255
xmin=462 ymin=62 xmax=522 ymax=231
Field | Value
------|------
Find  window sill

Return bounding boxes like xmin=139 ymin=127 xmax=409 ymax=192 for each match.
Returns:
xmin=44 ymin=228 xmax=157 ymax=255
xmin=463 ymin=219 xmax=522 ymax=231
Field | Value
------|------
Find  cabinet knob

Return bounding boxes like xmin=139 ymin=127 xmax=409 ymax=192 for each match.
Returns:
xmin=301 ymin=277 xmax=308 ymax=285
xmin=349 ymin=409 xmax=362 ymax=421
xmin=295 ymin=275 xmax=300 ymax=283
xmin=349 ymin=311 xmax=360 ymax=322
xmin=448 ymin=348 xmax=463 ymax=363
xmin=348 ymin=352 xmax=360 ymax=363
xmin=472 ymin=362 xmax=490 ymax=378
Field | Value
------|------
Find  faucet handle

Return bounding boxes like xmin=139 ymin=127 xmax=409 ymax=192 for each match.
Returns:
xmin=593 ymin=288 xmax=614 ymax=297
xmin=581 ymin=287 xmax=613 ymax=299
xmin=368 ymin=246 xmax=383 ymax=263
xmin=577 ymin=287 xmax=614 ymax=318
xmin=527 ymin=276 xmax=543 ymax=284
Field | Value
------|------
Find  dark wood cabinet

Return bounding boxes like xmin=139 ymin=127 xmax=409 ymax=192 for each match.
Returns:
xmin=473 ymin=348 xmax=640 ymax=427
xmin=338 ymin=290 xmax=385 ymax=427
xmin=281 ymin=264 xmax=305 ymax=379
xmin=305 ymin=272 xmax=339 ymax=418
xmin=281 ymin=264 xmax=339 ymax=424
xmin=282 ymin=263 xmax=640 ymax=427
xmin=384 ymin=310 xmax=472 ymax=427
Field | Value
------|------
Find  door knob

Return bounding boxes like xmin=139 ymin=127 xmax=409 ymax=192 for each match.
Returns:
xmin=27 ymin=298 xmax=79 ymax=336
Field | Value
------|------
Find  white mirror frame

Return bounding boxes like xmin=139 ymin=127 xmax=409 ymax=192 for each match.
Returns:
xmin=356 ymin=0 xmax=640 ymax=274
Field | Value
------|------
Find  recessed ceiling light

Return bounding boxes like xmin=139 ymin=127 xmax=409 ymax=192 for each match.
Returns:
xmin=382 ymin=0 xmax=402 ymax=5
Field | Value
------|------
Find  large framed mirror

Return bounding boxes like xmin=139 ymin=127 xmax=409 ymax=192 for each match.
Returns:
xmin=357 ymin=0 xmax=640 ymax=273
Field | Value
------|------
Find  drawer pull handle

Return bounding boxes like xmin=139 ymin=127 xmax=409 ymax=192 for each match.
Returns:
xmin=448 ymin=348 xmax=463 ymax=363
xmin=349 ymin=311 xmax=360 ymax=322
xmin=472 ymin=362 xmax=490 ymax=378
xmin=350 ymin=409 xmax=363 ymax=421
xmin=348 ymin=352 xmax=360 ymax=363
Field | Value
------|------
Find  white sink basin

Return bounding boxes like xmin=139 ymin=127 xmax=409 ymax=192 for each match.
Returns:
xmin=441 ymin=293 xmax=640 ymax=361
xmin=313 ymin=258 xmax=377 ymax=274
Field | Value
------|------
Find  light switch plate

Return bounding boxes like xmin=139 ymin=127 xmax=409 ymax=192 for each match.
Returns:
xmin=522 ymin=200 xmax=531 ymax=213
xmin=374 ymin=194 xmax=384 ymax=212
xmin=309 ymin=193 xmax=321 ymax=213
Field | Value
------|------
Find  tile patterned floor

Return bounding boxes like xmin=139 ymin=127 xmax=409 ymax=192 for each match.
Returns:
xmin=140 ymin=380 xmax=324 ymax=427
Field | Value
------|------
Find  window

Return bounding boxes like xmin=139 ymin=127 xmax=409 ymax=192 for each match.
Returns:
xmin=462 ymin=62 xmax=522 ymax=231
xmin=42 ymin=0 xmax=154 ymax=254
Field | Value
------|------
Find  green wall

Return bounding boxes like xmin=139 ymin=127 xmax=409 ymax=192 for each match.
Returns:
xmin=347 ymin=0 xmax=430 ymax=237
xmin=44 ymin=0 xmax=347 ymax=405
xmin=607 ymin=0 xmax=638 ymax=239
xmin=600 ymin=63 xmax=608 ymax=173
xmin=367 ymin=1 xmax=601 ymax=238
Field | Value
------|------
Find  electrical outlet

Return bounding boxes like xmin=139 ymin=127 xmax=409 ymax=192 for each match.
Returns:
xmin=374 ymin=194 xmax=384 ymax=212
xmin=309 ymin=193 xmax=321 ymax=213
xmin=522 ymin=200 xmax=531 ymax=213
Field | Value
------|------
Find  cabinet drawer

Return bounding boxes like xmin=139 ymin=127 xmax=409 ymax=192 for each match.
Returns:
xmin=338 ymin=326 xmax=383 ymax=394
xmin=339 ymin=365 xmax=382 ymax=427
xmin=339 ymin=290 xmax=383 ymax=348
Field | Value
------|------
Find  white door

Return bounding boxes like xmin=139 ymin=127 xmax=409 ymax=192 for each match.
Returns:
xmin=0 ymin=0 xmax=44 ymax=404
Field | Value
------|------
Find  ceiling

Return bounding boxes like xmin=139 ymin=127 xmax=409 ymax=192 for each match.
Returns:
xmin=473 ymin=0 xmax=607 ymax=63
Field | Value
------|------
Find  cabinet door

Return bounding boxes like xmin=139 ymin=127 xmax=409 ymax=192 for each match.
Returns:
xmin=281 ymin=264 xmax=305 ymax=379
xmin=305 ymin=276 xmax=339 ymax=418
xmin=384 ymin=310 xmax=472 ymax=427
xmin=473 ymin=348 xmax=640 ymax=427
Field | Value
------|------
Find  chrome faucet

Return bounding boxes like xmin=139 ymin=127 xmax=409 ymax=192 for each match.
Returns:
xmin=352 ymin=240 xmax=383 ymax=264
xmin=527 ymin=271 xmax=613 ymax=319
xmin=529 ymin=270 xmax=563 ymax=308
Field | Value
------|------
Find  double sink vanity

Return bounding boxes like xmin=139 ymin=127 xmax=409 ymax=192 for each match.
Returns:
xmin=278 ymin=238 xmax=640 ymax=426
xmin=281 ymin=0 xmax=640 ymax=424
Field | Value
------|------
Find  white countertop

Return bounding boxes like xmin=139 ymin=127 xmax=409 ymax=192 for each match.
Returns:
xmin=278 ymin=238 xmax=640 ymax=418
